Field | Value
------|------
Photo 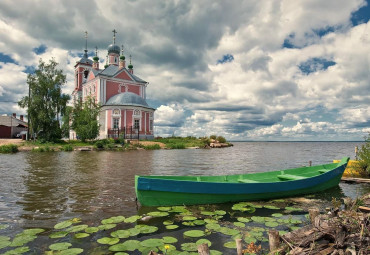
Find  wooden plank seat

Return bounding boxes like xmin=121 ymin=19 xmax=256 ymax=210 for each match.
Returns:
xmin=277 ymin=174 xmax=305 ymax=181
xmin=238 ymin=179 xmax=260 ymax=183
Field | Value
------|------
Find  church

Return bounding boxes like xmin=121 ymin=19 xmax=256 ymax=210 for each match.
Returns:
xmin=71 ymin=30 xmax=155 ymax=140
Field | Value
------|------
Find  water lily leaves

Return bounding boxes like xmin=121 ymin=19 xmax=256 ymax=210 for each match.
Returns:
xmin=193 ymin=220 xmax=205 ymax=226
xmin=0 ymin=239 xmax=11 ymax=249
xmin=157 ymin=206 xmax=171 ymax=211
xmin=3 ymin=246 xmax=30 ymax=254
xmin=182 ymin=221 xmax=195 ymax=226
xmin=169 ymin=206 xmax=188 ymax=213
xmin=140 ymin=238 xmax=164 ymax=247
xmin=184 ymin=230 xmax=205 ymax=238
xmin=158 ymin=244 xmax=176 ymax=252
xmin=233 ymin=222 xmax=245 ymax=228
xmin=54 ymin=220 xmax=73 ymax=230
xmin=196 ymin=239 xmax=211 ymax=247
xmin=138 ymin=246 xmax=158 ymax=254
xmin=210 ymin=250 xmax=222 ymax=255
xmin=223 ymin=241 xmax=236 ymax=248
xmin=251 ymin=216 xmax=265 ymax=223
xmin=10 ymin=234 xmax=37 ymax=247
xmin=111 ymin=230 xmax=130 ymax=239
xmin=205 ymin=223 xmax=221 ymax=231
xmin=66 ymin=224 xmax=88 ymax=233
xmin=204 ymin=219 xmax=218 ymax=224
xmin=101 ymin=216 xmax=125 ymax=224
xmin=49 ymin=242 xmax=72 ymax=251
xmin=181 ymin=242 xmax=198 ymax=252
xmin=98 ymin=223 xmax=116 ymax=230
xmin=124 ymin=215 xmax=141 ymax=223
xmin=0 ymin=224 xmax=9 ymax=230
xmin=74 ymin=233 xmax=89 ymax=239
xmin=49 ymin=231 xmax=69 ymax=239
xmin=135 ymin=224 xmax=158 ymax=234
xmin=22 ymin=228 xmax=45 ymax=235
xmin=162 ymin=236 xmax=178 ymax=243
xmin=214 ymin=210 xmax=226 ymax=216
xmin=114 ymin=253 xmax=129 ymax=255
xmin=218 ymin=227 xmax=240 ymax=236
xmin=200 ymin=211 xmax=214 ymax=216
xmin=265 ymin=221 xmax=279 ymax=227
xmin=279 ymin=230 xmax=288 ymax=235
xmin=231 ymin=203 xmax=256 ymax=213
xmin=264 ymin=205 xmax=280 ymax=210
xmin=85 ymin=227 xmax=99 ymax=234
xmin=285 ymin=207 xmax=303 ymax=211
xmin=97 ymin=237 xmax=119 ymax=245
xmin=237 ymin=217 xmax=250 ymax=223
xmin=163 ymin=220 xmax=174 ymax=225
xmin=272 ymin=213 xmax=283 ymax=218
xmin=109 ymin=240 xmax=140 ymax=252
xmin=165 ymin=225 xmax=179 ymax=230
xmin=183 ymin=216 xmax=197 ymax=221
xmin=244 ymin=236 xmax=257 ymax=244
xmin=290 ymin=226 xmax=301 ymax=231
xmin=128 ymin=227 xmax=140 ymax=236
xmin=58 ymin=248 xmax=84 ymax=255
xmin=147 ymin=211 xmax=169 ymax=217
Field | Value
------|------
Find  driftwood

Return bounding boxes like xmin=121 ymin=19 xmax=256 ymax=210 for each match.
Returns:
xmin=279 ymin=194 xmax=370 ymax=254
xmin=235 ymin=238 xmax=243 ymax=255
xmin=197 ymin=243 xmax=210 ymax=255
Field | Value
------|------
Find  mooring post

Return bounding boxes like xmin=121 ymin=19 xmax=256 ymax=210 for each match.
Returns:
xmin=268 ymin=229 xmax=280 ymax=252
xmin=309 ymin=160 xmax=312 ymax=166
xmin=308 ymin=207 xmax=320 ymax=223
xmin=235 ymin=238 xmax=243 ymax=255
xmin=197 ymin=243 xmax=210 ymax=255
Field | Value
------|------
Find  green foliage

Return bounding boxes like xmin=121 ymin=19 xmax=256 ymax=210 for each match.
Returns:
xmin=0 ymin=144 xmax=18 ymax=153
xmin=61 ymin=106 xmax=73 ymax=138
xmin=18 ymin=59 xmax=70 ymax=142
xmin=143 ymin=144 xmax=161 ymax=150
xmin=210 ymin=135 xmax=217 ymax=140
xmin=60 ymin=144 xmax=73 ymax=151
xmin=217 ymin=136 xmax=226 ymax=143
xmin=358 ymin=134 xmax=370 ymax=175
xmin=71 ymin=96 xmax=101 ymax=142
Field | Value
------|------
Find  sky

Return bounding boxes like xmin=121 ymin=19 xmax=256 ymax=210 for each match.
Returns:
xmin=0 ymin=0 xmax=369 ymax=141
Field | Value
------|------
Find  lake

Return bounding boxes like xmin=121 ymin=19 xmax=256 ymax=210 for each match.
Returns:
xmin=0 ymin=141 xmax=368 ymax=254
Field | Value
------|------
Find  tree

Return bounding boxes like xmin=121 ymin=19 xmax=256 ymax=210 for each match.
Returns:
xmin=71 ymin=96 xmax=101 ymax=142
xmin=18 ymin=59 xmax=70 ymax=142
xmin=61 ymin=106 xmax=73 ymax=138
xmin=358 ymin=133 xmax=370 ymax=175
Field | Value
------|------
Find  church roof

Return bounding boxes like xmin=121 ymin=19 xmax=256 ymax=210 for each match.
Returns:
xmin=95 ymin=65 xmax=147 ymax=83
xmin=76 ymin=51 xmax=93 ymax=66
xmin=105 ymin=92 xmax=155 ymax=109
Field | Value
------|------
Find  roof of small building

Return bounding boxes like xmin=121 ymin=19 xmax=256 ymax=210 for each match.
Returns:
xmin=77 ymin=51 xmax=93 ymax=65
xmin=105 ymin=92 xmax=154 ymax=109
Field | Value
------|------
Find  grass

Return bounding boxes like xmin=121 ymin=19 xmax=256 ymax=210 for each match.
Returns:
xmin=154 ymin=136 xmax=208 ymax=149
xmin=0 ymin=144 xmax=18 ymax=153
xmin=143 ymin=144 xmax=161 ymax=150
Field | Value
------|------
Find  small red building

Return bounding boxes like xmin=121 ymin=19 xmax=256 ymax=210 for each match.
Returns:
xmin=0 ymin=114 xmax=28 ymax=138
xmin=71 ymin=31 xmax=155 ymax=140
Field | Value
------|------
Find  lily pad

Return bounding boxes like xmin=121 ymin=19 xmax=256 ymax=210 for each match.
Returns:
xmin=114 ymin=253 xmax=129 ymax=255
xmin=196 ymin=239 xmax=212 ymax=247
xmin=169 ymin=206 xmax=188 ymax=213
xmin=98 ymin=223 xmax=116 ymax=230
xmin=159 ymin=244 xmax=176 ymax=252
xmin=147 ymin=211 xmax=169 ymax=217
xmin=264 ymin=205 xmax=280 ymax=210
xmin=0 ymin=236 xmax=10 ymax=242
xmin=181 ymin=242 xmax=198 ymax=252
xmin=140 ymin=238 xmax=164 ymax=247
xmin=23 ymin=228 xmax=45 ymax=235
xmin=109 ymin=240 xmax=140 ymax=252
xmin=85 ymin=227 xmax=99 ymax=233
xmin=218 ymin=227 xmax=239 ymax=236
xmin=97 ymin=237 xmax=120 ymax=245
xmin=163 ymin=220 xmax=174 ymax=225
xmin=66 ymin=225 xmax=88 ymax=233
xmin=272 ymin=213 xmax=283 ymax=218
xmin=0 ymin=240 xmax=11 ymax=249
xmin=193 ymin=220 xmax=205 ymax=225
xmin=157 ymin=206 xmax=171 ymax=211
xmin=162 ymin=236 xmax=178 ymax=243
xmin=124 ymin=215 xmax=141 ymax=223
xmin=205 ymin=223 xmax=221 ymax=231
xmin=233 ymin=222 xmax=245 ymax=227
xmin=183 ymin=216 xmax=197 ymax=221
xmin=59 ymin=248 xmax=84 ymax=255
xmin=128 ymin=227 xmax=140 ymax=236
xmin=3 ymin=246 xmax=30 ymax=254
xmin=251 ymin=216 xmax=265 ymax=223
xmin=101 ymin=216 xmax=125 ymax=224
xmin=204 ymin=219 xmax=218 ymax=224
xmin=244 ymin=236 xmax=257 ymax=243
xmin=200 ymin=211 xmax=214 ymax=216
xmin=214 ymin=210 xmax=226 ymax=215
xmin=49 ymin=231 xmax=69 ymax=239
xmin=54 ymin=220 xmax=73 ymax=230
xmin=10 ymin=234 xmax=37 ymax=247
xmin=182 ymin=221 xmax=195 ymax=226
xmin=265 ymin=221 xmax=279 ymax=227
xmin=138 ymin=246 xmax=158 ymax=254
xmin=49 ymin=242 xmax=72 ymax=251
xmin=224 ymin=241 xmax=236 ymax=248
xmin=165 ymin=225 xmax=179 ymax=230
xmin=237 ymin=217 xmax=250 ymax=223
xmin=285 ymin=207 xmax=303 ymax=211
xmin=210 ymin=250 xmax=222 ymax=255
xmin=74 ymin=233 xmax=89 ymax=239
xmin=0 ymin=224 xmax=9 ymax=230
xmin=135 ymin=224 xmax=158 ymax=234
xmin=184 ymin=230 xmax=205 ymax=238
xmin=111 ymin=230 xmax=130 ymax=239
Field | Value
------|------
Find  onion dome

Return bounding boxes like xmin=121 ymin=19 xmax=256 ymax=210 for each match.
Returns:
xmin=104 ymin=64 xmax=109 ymax=68
xmin=120 ymin=55 xmax=125 ymax=60
xmin=128 ymin=64 xmax=133 ymax=69
xmin=108 ymin=44 xmax=120 ymax=55
xmin=93 ymin=56 xmax=99 ymax=62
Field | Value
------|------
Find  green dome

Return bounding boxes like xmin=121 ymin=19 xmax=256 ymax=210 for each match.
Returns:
xmin=128 ymin=64 xmax=133 ymax=69
xmin=93 ymin=56 xmax=99 ymax=61
xmin=120 ymin=55 xmax=125 ymax=60
xmin=104 ymin=64 xmax=109 ymax=68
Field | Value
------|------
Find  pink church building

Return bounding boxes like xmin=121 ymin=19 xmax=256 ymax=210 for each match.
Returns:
xmin=71 ymin=31 xmax=155 ymax=140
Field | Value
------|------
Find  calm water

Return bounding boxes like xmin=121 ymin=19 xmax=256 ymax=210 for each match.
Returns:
xmin=0 ymin=141 xmax=369 ymax=254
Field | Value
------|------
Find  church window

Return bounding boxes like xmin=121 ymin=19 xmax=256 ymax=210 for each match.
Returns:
xmin=113 ymin=118 xmax=119 ymax=129
xmin=84 ymin=70 xmax=89 ymax=79
xmin=134 ymin=119 xmax=140 ymax=129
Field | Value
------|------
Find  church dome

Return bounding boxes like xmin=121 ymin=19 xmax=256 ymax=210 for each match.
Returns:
xmin=107 ymin=44 xmax=120 ymax=55
xmin=105 ymin=92 xmax=153 ymax=109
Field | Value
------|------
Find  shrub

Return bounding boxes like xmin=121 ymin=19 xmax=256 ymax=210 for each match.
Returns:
xmin=94 ymin=140 xmax=105 ymax=149
xmin=143 ymin=144 xmax=161 ymax=150
xmin=0 ymin=144 xmax=18 ymax=153
xmin=217 ymin=136 xmax=227 ymax=143
xmin=167 ymin=143 xmax=185 ymax=149
xmin=210 ymin=135 xmax=217 ymax=140
xmin=358 ymin=134 xmax=370 ymax=176
xmin=61 ymin=144 xmax=73 ymax=151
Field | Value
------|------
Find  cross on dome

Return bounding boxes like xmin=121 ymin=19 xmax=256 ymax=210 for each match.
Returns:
xmin=112 ymin=29 xmax=117 ymax=44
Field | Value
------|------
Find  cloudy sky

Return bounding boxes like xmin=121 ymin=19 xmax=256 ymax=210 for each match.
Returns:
xmin=0 ymin=0 xmax=369 ymax=141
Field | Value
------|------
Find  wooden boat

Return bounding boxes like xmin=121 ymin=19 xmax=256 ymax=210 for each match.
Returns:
xmin=135 ymin=157 xmax=349 ymax=206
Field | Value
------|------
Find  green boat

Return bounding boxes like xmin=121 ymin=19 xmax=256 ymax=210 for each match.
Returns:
xmin=135 ymin=157 xmax=349 ymax=206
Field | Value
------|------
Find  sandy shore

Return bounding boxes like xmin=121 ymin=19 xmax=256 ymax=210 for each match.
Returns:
xmin=0 ymin=139 xmax=24 ymax=146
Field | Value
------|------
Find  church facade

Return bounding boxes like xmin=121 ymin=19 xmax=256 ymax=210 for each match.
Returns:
xmin=71 ymin=31 xmax=155 ymax=140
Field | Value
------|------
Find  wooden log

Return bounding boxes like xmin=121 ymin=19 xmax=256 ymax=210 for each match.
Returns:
xmin=197 ymin=243 xmax=210 ymax=255
xmin=235 ymin=238 xmax=243 ymax=255
xmin=268 ymin=229 xmax=280 ymax=252
xmin=308 ymin=207 xmax=320 ymax=223
xmin=358 ymin=206 xmax=370 ymax=213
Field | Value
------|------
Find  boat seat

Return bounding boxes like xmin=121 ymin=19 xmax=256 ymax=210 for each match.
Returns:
xmin=277 ymin=174 xmax=305 ymax=181
xmin=318 ymin=169 xmax=330 ymax=173
xmin=238 ymin=179 xmax=260 ymax=183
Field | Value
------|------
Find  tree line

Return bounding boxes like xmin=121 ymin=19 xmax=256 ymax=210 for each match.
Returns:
xmin=18 ymin=59 xmax=100 ymax=142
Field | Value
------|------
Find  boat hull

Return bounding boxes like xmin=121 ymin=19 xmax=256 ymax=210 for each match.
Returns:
xmin=135 ymin=158 xmax=348 ymax=206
